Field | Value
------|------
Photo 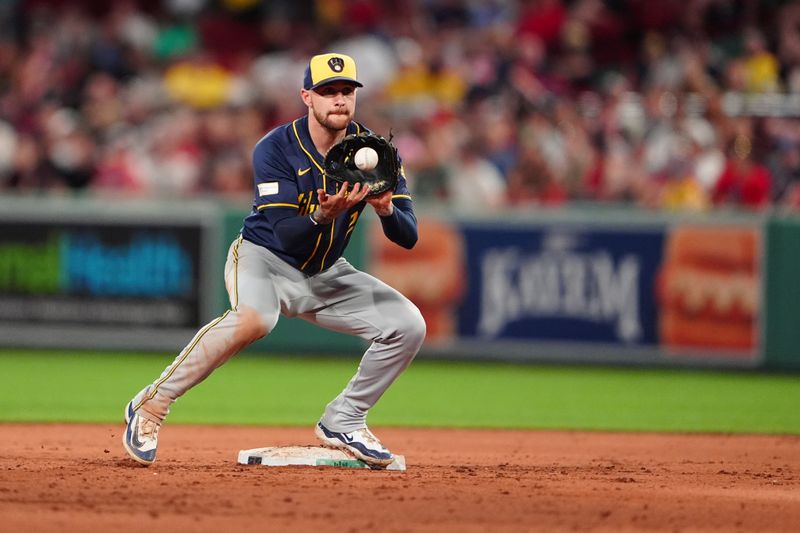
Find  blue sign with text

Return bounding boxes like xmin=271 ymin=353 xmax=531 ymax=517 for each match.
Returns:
xmin=457 ymin=224 xmax=666 ymax=345
xmin=0 ymin=222 xmax=202 ymax=328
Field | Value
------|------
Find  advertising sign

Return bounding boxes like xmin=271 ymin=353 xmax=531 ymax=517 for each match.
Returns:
xmin=372 ymin=216 xmax=762 ymax=365
xmin=457 ymin=224 xmax=665 ymax=346
xmin=0 ymin=222 xmax=204 ymax=329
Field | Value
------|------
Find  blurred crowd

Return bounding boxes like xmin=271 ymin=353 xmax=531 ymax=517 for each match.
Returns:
xmin=1 ymin=0 xmax=800 ymax=211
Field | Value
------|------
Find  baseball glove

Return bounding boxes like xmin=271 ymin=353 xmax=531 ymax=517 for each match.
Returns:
xmin=324 ymin=132 xmax=400 ymax=198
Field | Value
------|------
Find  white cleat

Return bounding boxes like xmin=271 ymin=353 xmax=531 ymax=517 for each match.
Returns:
xmin=314 ymin=422 xmax=393 ymax=467
xmin=122 ymin=401 xmax=160 ymax=466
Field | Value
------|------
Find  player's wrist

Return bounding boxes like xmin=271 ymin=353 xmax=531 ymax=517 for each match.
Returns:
xmin=311 ymin=209 xmax=333 ymax=225
xmin=374 ymin=204 xmax=394 ymax=217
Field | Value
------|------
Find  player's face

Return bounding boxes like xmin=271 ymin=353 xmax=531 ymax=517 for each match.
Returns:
xmin=304 ymin=81 xmax=357 ymax=132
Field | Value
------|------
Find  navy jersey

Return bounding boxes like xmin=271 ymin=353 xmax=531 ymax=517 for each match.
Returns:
xmin=241 ymin=116 xmax=417 ymax=275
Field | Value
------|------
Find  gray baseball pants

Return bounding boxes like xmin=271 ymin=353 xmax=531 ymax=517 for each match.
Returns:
xmin=133 ymin=236 xmax=426 ymax=432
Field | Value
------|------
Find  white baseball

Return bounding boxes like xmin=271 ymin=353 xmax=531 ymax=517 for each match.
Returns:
xmin=354 ymin=147 xmax=379 ymax=171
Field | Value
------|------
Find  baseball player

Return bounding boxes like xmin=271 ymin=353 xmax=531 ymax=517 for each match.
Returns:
xmin=123 ymin=53 xmax=426 ymax=467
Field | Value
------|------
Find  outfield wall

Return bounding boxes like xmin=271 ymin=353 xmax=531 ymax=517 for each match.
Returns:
xmin=0 ymin=195 xmax=223 ymax=350
xmin=1 ymin=195 xmax=797 ymax=369
xmin=376 ymin=208 xmax=766 ymax=368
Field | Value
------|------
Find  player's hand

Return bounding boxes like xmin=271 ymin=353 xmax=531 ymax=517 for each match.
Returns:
xmin=366 ymin=190 xmax=394 ymax=217
xmin=314 ymin=182 xmax=370 ymax=224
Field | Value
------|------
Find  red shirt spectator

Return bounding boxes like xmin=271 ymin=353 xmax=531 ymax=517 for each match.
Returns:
xmin=712 ymin=158 xmax=772 ymax=209
xmin=516 ymin=0 xmax=566 ymax=46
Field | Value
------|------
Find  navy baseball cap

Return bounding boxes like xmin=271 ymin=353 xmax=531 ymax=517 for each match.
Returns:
xmin=303 ymin=53 xmax=363 ymax=90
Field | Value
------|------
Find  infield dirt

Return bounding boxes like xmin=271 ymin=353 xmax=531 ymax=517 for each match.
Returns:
xmin=1 ymin=424 xmax=798 ymax=532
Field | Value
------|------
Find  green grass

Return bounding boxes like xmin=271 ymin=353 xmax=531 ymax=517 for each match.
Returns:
xmin=1 ymin=349 xmax=798 ymax=434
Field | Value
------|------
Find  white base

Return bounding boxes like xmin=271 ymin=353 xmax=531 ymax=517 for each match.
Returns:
xmin=237 ymin=446 xmax=406 ymax=471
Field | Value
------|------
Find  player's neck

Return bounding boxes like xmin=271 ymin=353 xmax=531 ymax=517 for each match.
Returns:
xmin=308 ymin=115 xmax=348 ymax=156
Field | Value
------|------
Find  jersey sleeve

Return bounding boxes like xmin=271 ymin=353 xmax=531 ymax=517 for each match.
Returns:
xmin=251 ymin=134 xmax=325 ymax=252
xmin=252 ymin=136 xmax=300 ymax=212
xmin=378 ymin=160 xmax=417 ymax=249
xmin=392 ymin=160 xmax=413 ymax=200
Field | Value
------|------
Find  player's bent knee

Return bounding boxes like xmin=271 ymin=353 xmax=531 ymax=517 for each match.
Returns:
xmin=389 ymin=301 xmax=426 ymax=351
xmin=404 ymin=304 xmax=427 ymax=349
xmin=235 ymin=305 xmax=275 ymax=344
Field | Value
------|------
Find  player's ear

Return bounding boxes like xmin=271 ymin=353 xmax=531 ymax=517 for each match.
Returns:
xmin=300 ymin=89 xmax=313 ymax=108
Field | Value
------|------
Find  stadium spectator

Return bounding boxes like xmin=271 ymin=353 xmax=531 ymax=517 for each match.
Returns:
xmin=712 ymin=135 xmax=773 ymax=210
xmin=0 ymin=0 xmax=798 ymax=215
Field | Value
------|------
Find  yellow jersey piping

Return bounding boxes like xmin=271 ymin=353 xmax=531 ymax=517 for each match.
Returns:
xmin=292 ymin=119 xmax=326 ymax=190
xmin=301 ymin=233 xmax=323 ymax=271
xmin=135 ymin=309 xmax=231 ymax=410
xmin=319 ymin=220 xmax=336 ymax=271
xmin=232 ymin=236 xmax=242 ymax=310
xmin=257 ymin=203 xmax=299 ymax=210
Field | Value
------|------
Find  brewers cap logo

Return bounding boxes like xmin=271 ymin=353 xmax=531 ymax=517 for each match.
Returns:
xmin=328 ymin=57 xmax=345 ymax=73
